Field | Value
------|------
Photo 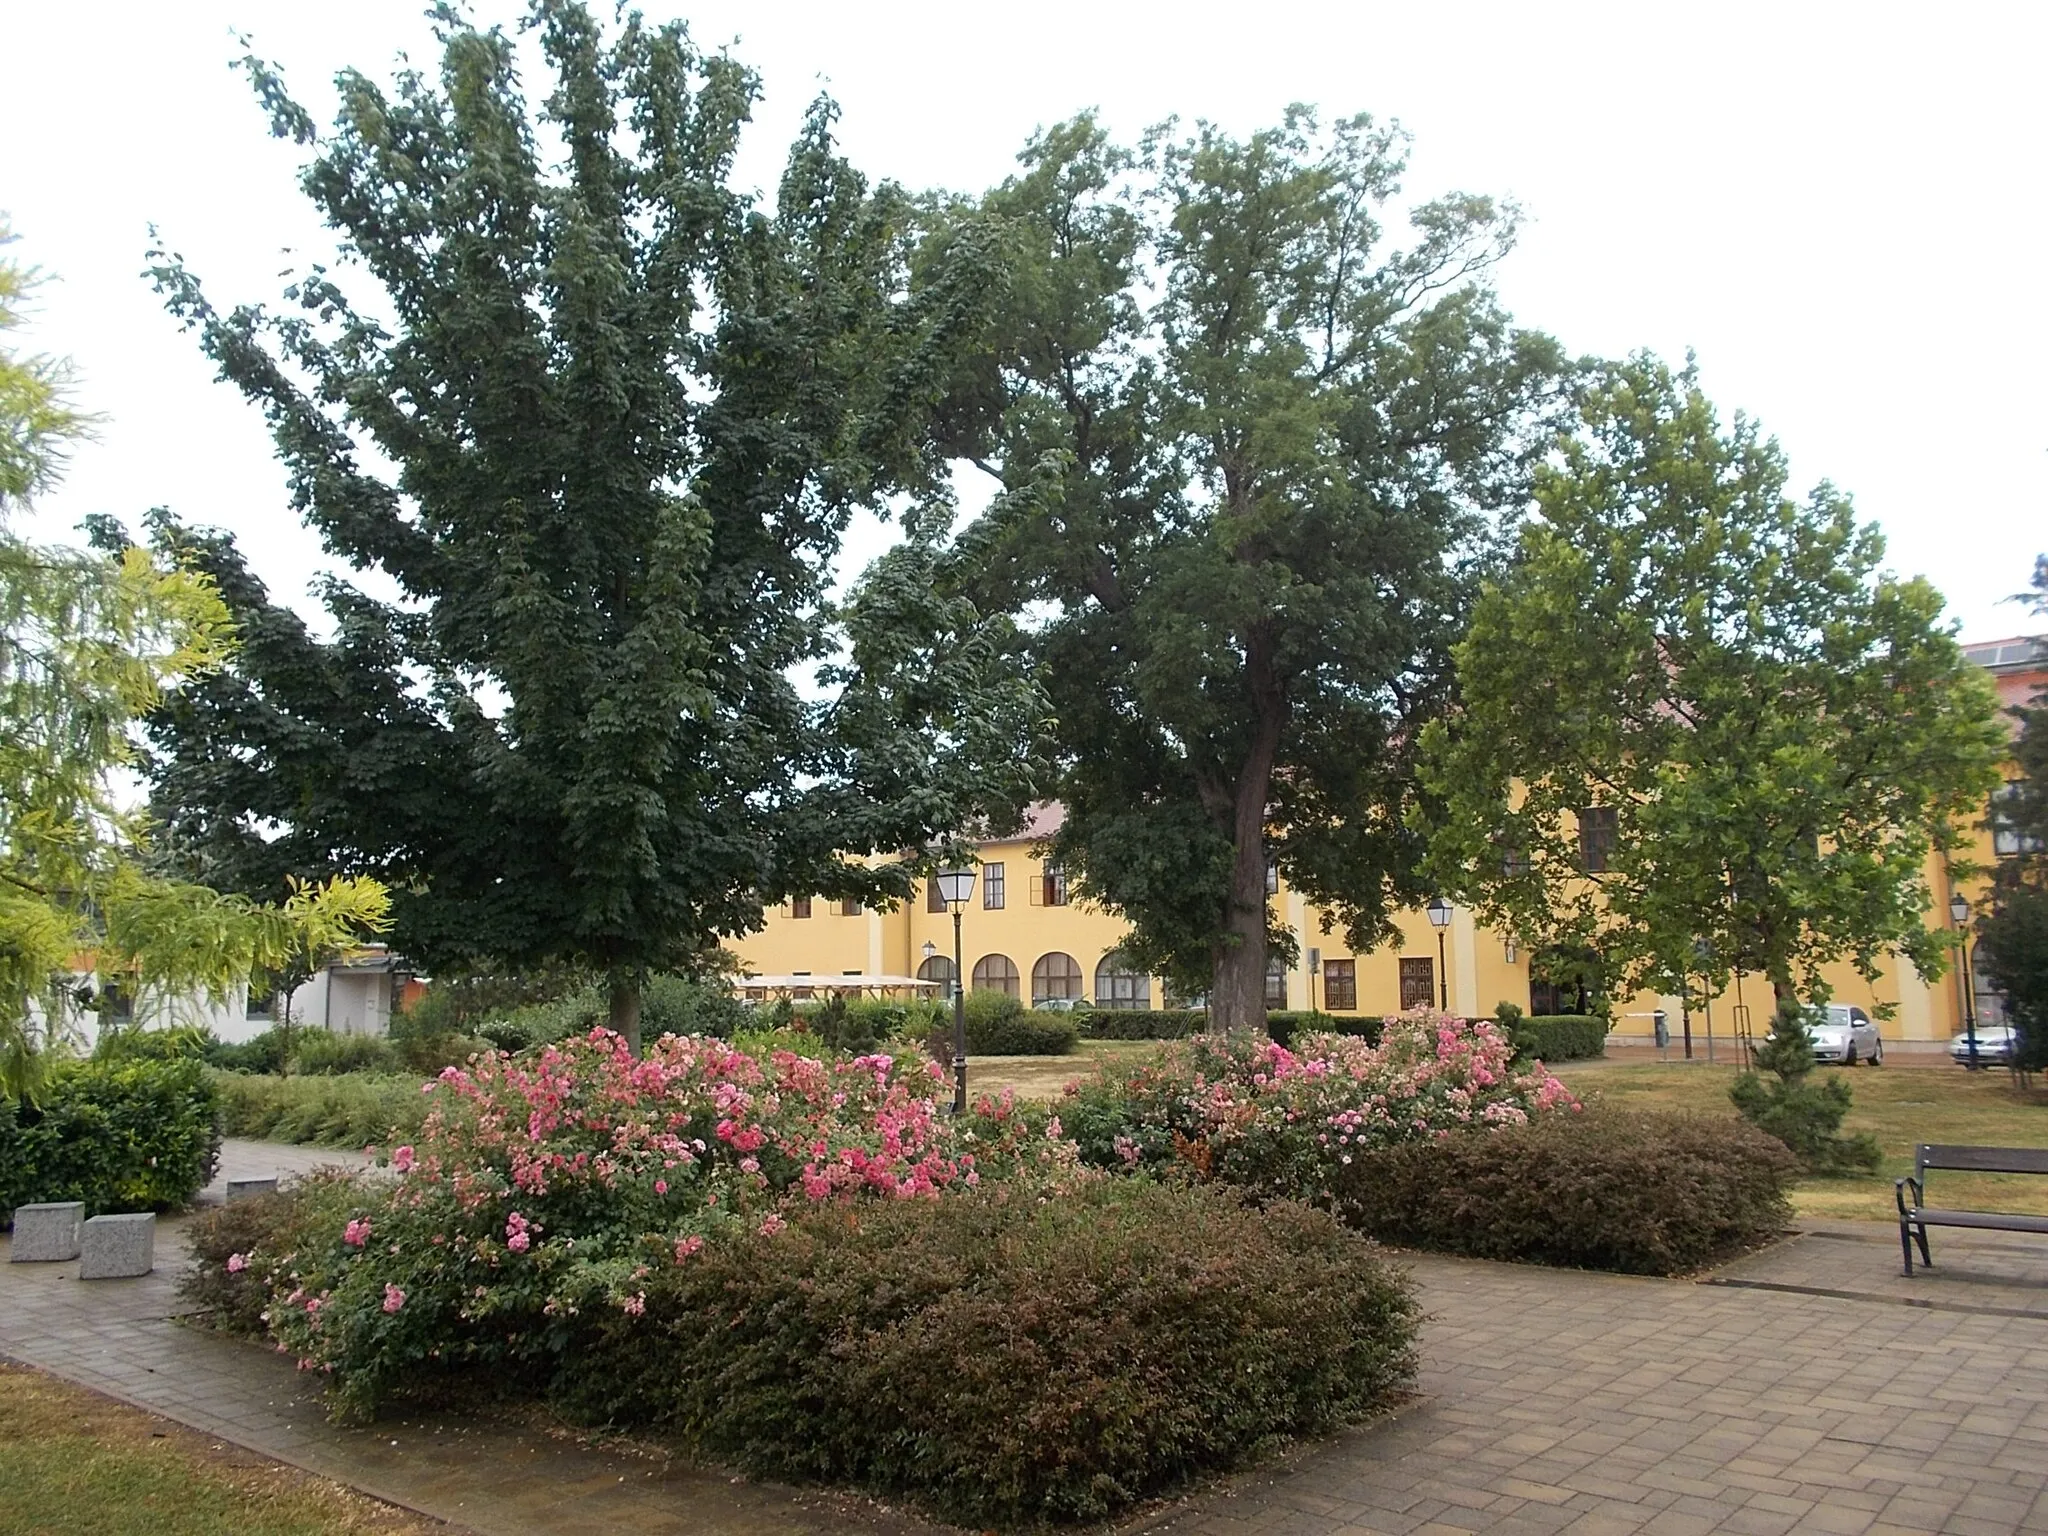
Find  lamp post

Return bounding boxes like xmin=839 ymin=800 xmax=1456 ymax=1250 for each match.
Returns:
xmin=1426 ymin=896 xmax=1453 ymax=1012
xmin=937 ymin=865 xmax=976 ymax=1113
xmin=1950 ymin=891 xmax=1979 ymax=1069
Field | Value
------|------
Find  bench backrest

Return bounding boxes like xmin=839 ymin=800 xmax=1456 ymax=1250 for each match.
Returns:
xmin=1917 ymin=1144 xmax=2048 ymax=1178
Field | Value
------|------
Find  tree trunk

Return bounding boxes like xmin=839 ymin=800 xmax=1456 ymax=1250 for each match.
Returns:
xmin=1209 ymin=635 xmax=1285 ymax=1034
xmin=609 ymin=975 xmax=643 ymax=1056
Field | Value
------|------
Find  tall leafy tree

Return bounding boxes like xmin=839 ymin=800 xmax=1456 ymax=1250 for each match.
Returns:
xmin=144 ymin=3 xmax=1037 ymax=1048
xmin=933 ymin=111 xmax=1567 ymax=1028
xmin=1977 ymin=557 xmax=2048 ymax=1069
xmin=0 ymin=223 xmax=388 ymax=1098
xmin=1418 ymin=356 xmax=2006 ymax=1008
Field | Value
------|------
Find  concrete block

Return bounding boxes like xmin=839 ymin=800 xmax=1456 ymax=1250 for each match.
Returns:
xmin=78 ymin=1212 xmax=155 ymax=1279
xmin=225 ymin=1178 xmax=279 ymax=1203
xmin=9 ymin=1202 xmax=85 ymax=1262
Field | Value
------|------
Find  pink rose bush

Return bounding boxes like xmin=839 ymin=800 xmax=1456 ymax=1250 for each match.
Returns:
xmin=226 ymin=1028 xmax=1084 ymax=1417
xmin=1063 ymin=1010 xmax=1578 ymax=1198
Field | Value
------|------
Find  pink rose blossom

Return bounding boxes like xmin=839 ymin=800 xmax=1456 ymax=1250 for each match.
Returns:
xmin=653 ymin=1180 xmax=668 ymax=1195
xmin=382 ymin=1283 xmax=406 ymax=1314
xmin=673 ymin=1234 xmax=705 ymax=1264
xmin=226 ymin=1253 xmax=248 ymax=1274
xmin=343 ymin=1218 xmax=372 ymax=1248
xmin=392 ymin=1145 xmax=416 ymax=1172
xmin=758 ymin=1214 xmax=787 ymax=1237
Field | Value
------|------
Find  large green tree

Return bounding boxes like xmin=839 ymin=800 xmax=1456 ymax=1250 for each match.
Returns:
xmin=143 ymin=4 xmax=1039 ymax=1048
xmin=1418 ymin=356 xmax=2006 ymax=1008
xmin=1977 ymin=556 xmax=2048 ymax=1069
xmin=931 ymin=111 xmax=1567 ymax=1027
xmin=0 ymin=222 xmax=388 ymax=1098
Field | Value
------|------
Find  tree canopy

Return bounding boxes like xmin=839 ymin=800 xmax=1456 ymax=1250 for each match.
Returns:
xmin=931 ymin=110 xmax=1568 ymax=1028
xmin=0 ymin=222 xmax=388 ymax=1098
xmin=1418 ymin=356 xmax=2006 ymax=1008
xmin=1977 ymin=557 xmax=2048 ymax=1068
xmin=142 ymin=2 xmax=1040 ymax=1046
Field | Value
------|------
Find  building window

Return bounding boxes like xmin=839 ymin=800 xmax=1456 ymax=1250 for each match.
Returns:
xmin=1578 ymin=807 xmax=1618 ymax=873
xmin=1399 ymin=957 xmax=1435 ymax=1011
xmin=916 ymin=954 xmax=956 ymax=996
xmin=839 ymin=897 xmax=862 ymax=916
xmin=245 ymin=987 xmax=276 ymax=1021
xmin=1264 ymin=859 xmax=1279 ymax=896
xmin=1264 ymin=960 xmax=1288 ymax=1010
xmin=1031 ymin=951 xmax=1082 ymax=1003
xmin=1992 ymin=783 xmax=2044 ymax=858
xmin=983 ymin=862 xmax=1006 ymax=909
xmin=791 ymin=971 xmax=813 ymax=1000
xmin=927 ymin=878 xmax=947 ymax=913
xmin=1038 ymin=865 xmax=1069 ymax=907
xmin=1094 ymin=952 xmax=1150 ymax=1010
xmin=1162 ymin=980 xmax=1207 ymax=1010
xmin=972 ymin=953 xmax=1020 ymax=995
xmin=1322 ymin=959 xmax=1357 ymax=1011
xmin=1499 ymin=841 xmax=1529 ymax=878
xmin=790 ymin=896 xmax=812 ymax=919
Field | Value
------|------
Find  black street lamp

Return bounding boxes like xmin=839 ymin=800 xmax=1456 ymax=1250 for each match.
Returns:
xmin=937 ymin=865 xmax=976 ymax=1112
xmin=1950 ymin=891 xmax=1980 ymax=1069
xmin=1426 ymin=896 xmax=1453 ymax=1012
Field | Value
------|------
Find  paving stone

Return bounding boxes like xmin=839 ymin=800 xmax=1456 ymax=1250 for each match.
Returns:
xmin=8 ymin=1201 xmax=83 ymax=1261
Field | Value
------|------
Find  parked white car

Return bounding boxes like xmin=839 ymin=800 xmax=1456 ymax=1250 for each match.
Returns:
xmin=1798 ymin=1003 xmax=1883 ymax=1066
xmin=1949 ymin=1025 xmax=2018 ymax=1068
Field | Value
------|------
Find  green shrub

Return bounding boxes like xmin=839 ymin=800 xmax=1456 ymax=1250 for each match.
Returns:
xmin=1333 ymin=1108 xmax=1797 ymax=1274
xmin=1730 ymin=1002 xmax=1883 ymax=1173
xmin=1077 ymin=1008 xmax=1209 ymax=1040
xmin=210 ymin=1070 xmax=429 ymax=1148
xmin=557 ymin=1179 xmax=1418 ymax=1527
xmin=0 ymin=1058 xmax=222 ymax=1224
xmin=642 ymin=974 xmax=750 ymax=1041
xmin=93 ymin=1024 xmax=217 ymax=1064
xmin=1522 ymin=1015 xmax=1608 ymax=1061
xmin=961 ymin=991 xmax=1078 ymax=1054
xmin=285 ymin=1030 xmax=399 ymax=1076
xmin=205 ymin=1027 xmax=291 ymax=1075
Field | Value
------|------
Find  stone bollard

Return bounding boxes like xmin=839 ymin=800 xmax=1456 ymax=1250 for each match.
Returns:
xmin=79 ymin=1213 xmax=155 ymax=1279
xmin=225 ymin=1178 xmax=279 ymax=1203
xmin=9 ymin=1202 xmax=86 ymax=1262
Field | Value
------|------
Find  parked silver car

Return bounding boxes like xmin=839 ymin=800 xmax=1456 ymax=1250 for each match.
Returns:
xmin=1799 ymin=1003 xmax=1883 ymax=1066
xmin=1949 ymin=1024 xmax=2017 ymax=1067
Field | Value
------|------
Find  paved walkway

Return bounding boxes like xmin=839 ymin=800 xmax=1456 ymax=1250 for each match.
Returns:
xmin=5 ymin=1142 xmax=2046 ymax=1535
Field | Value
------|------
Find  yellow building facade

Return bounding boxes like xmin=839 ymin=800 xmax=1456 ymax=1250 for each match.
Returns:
xmin=729 ymin=639 xmax=2045 ymax=1052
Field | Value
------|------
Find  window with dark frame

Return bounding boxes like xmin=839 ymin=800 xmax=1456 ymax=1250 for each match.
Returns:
xmin=927 ymin=878 xmax=947 ymax=913
xmin=1093 ymin=952 xmax=1150 ymax=1010
xmin=1264 ymin=860 xmax=1279 ymax=896
xmin=791 ymin=971 xmax=813 ymax=1000
xmin=1264 ymin=960 xmax=1288 ymax=1010
xmin=838 ymin=897 xmax=861 ymax=916
xmin=245 ymin=987 xmax=276 ymax=1020
xmin=1398 ymin=957 xmax=1434 ymax=1011
xmin=1031 ymin=951 xmax=1082 ymax=1001
xmin=972 ymin=953 xmax=1020 ymax=996
xmin=1577 ymin=807 xmax=1618 ymax=873
xmin=1041 ymin=865 xmax=1069 ymax=906
xmin=790 ymin=896 xmax=812 ymax=919
xmin=1322 ymin=959 xmax=1357 ymax=1011
xmin=983 ymin=862 xmax=1006 ymax=909
xmin=1992 ymin=783 xmax=2044 ymax=858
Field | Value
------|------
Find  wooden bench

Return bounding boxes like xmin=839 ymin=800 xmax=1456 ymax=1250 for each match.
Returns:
xmin=1896 ymin=1144 xmax=2048 ymax=1276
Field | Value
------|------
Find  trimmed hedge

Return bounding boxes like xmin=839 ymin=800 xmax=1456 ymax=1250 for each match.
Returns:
xmin=1333 ymin=1108 xmax=1796 ymax=1275
xmin=211 ymin=1070 xmax=429 ymax=1148
xmin=959 ymin=991 xmax=1079 ymax=1055
xmin=1077 ymin=1008 xmax=1208 ymax=1040
xmin=556 ymin=1180 xmax=1418 ymax=1527
xmin=0 ymin=1058 xmax=222 ymax=1225
xmin=1522 ymin=1015 xmax=1608 ymax=1061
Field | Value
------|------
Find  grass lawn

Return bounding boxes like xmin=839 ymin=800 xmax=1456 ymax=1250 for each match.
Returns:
xmin=1559 ymin=1058 xmax=2048 ymax=1222
xmin=0 ymin=1364 xmax=434 ymax=1536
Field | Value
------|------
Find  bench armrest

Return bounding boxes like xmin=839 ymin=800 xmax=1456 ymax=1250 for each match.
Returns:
xmin=1895 ymin=1175 xmax=1922 ymax=1219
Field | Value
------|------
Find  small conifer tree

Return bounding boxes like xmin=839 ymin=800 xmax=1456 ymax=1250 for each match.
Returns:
xmin=1730 ymin=1002 xmax=1881 ymax=1173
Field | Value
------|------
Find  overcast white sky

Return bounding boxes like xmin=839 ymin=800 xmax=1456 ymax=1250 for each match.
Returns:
xmin=3 ymin=1 xmax=2042 ymax=642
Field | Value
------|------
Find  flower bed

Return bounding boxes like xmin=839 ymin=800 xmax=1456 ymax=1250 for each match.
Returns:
xmin=1061 ymin=1010 xmax=1579 ymax=1199
xmin=183 ymin=1028 xmax=1420 ymax=1525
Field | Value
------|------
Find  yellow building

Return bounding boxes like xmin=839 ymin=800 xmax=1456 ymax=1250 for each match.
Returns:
xmin=730 ymin=638 xmax=2045 ymax=1053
